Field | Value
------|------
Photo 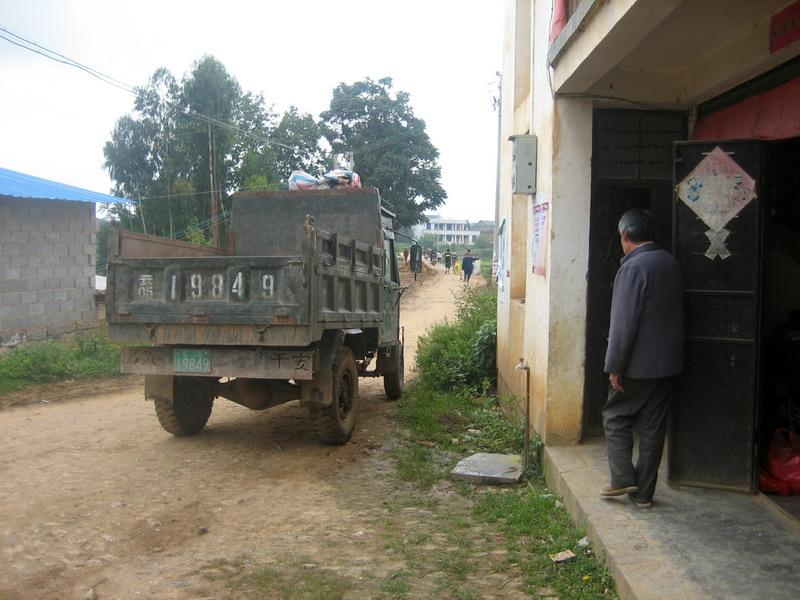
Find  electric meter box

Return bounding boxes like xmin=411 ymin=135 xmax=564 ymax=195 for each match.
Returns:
xmin=509 ymin=134 xmax=537 ymax=195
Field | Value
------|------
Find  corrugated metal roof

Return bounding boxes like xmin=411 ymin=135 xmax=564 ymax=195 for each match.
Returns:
xmin=0 ymin=166 xmax=133 ymax=204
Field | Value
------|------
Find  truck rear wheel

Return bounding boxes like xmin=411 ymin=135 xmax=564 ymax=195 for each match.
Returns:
xmin=154 ymin=377 xmax=214 ymax=436
xmin=309 ymin=347 xmax=358 ymax=445
xmin=383 ymin=344 xmax=404 ymax=400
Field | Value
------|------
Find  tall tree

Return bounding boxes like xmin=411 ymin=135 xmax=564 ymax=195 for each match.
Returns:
xmin=320 ymin=77 xmax=446 ymax=227
xmin=179 ymin=56 xmax=242 ymax=246
xmin=105 ymin=57 xmax=264 ymax=244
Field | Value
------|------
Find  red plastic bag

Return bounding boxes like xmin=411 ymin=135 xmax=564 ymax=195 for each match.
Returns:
xmin=759 ymin=469 xmax=793 ymax=496
xmin=765 ymin=428 xmax=800 ymax=495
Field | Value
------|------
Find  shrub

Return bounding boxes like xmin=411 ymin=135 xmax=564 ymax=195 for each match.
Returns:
xmin=473 ymin=318 xmax=497 ymax=381
xmin=416 ymin=286 xmax=497 ymax=390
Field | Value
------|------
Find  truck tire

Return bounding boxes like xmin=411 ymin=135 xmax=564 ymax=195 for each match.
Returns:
xmin=309 ymin=347 xmax=358 ymax=445
xmin=154 ymin=378 xmax=214 ymax=436
xmin=383 ymin=344 xmax=404 ymax=400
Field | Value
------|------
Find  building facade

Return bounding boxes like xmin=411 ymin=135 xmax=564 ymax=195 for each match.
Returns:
xmin=422 ymin=215 xmax=482 ymax=246
xmin=498 ymin=0 xmax=800 ymax=493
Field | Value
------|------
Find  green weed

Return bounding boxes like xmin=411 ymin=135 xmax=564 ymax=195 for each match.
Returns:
xmin=415 ymin=285 xmax=497 ymax=389
xmin=0 ymin=334 xmax=121 ymax=394
xmin=475 ymin=487 xmax=617 ymax=598
xmin=379 ymin=570 xmax=411 ymax=598
xmin=393 ymin=281 xmax=617 ymax=598
xmin=204 ymin=556 xmax=351 ymax=600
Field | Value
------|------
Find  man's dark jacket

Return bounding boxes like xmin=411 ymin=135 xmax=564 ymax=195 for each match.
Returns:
xmin=604 ymin=243 xmax=684 ymax=379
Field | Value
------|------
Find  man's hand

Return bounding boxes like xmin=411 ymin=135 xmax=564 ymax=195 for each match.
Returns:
xmin=609 ymin=373 xmax=624 ymax=392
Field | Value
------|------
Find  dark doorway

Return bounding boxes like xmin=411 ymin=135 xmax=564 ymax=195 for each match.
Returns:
xmin=759 ymin=137 xmax=800 ymax=516
xmin=584 ymin=184 xmax=672 ymax=437
xmin=583 ymin=110 xmax=686 ymax=439
xmin=668 ymin=137 xmax=800 ymax=506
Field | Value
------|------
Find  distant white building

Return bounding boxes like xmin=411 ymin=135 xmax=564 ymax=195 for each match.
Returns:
xmin=417 ymin=215 xmax=481 ymax=246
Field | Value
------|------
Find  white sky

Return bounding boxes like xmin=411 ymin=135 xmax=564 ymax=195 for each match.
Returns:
xmin=0 ymin=1 xmax=503 ymax=221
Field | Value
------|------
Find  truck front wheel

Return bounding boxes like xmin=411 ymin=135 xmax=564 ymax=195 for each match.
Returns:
xmin=154 ymin=377 xmax=214 ymax=436
xmin=309 ymin=347 xmax=359 ymax=445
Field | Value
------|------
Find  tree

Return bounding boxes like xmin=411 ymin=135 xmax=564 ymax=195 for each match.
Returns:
xmin=320 ymin=77 xmax=446 ymax=228
xmin=233 ymin=105 xmax=326 ymax=190
xmin=473 ymin=233 xmax=493 ymax=251
xmin=179 ymin=56 xmax=243 ymax=246
xmin=419 ymin=233 xmax=439 ymax=249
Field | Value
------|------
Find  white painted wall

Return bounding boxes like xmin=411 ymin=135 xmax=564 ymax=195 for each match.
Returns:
xmin=498 ymin=0 xmax=593 ymax=444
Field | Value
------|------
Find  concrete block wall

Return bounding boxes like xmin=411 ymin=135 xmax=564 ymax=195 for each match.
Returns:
xmin=0 ymin=196 xmax=97 ymax=346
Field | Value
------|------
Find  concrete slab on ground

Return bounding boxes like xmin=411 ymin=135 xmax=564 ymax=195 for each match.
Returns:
xmin=451 ymin=452 xmax=523 ymax=484
xmin=543 ymin=438 xmax=800 ymax=600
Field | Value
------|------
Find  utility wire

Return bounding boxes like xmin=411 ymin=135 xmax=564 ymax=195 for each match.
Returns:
xmin=0 ymin=26 xmax=297 ymax=152
xmin=1 ymin=25 xmax=428 ymax=161
xmin=0 ymin=31 xmax=135 ymax=94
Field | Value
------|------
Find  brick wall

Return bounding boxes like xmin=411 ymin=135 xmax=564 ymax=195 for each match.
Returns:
xmin=0 ymin=196 xmax=97 ymax=346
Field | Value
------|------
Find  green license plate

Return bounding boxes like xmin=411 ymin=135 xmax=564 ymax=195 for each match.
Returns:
xmin=173 ymin=349 xmax=211 ymax=373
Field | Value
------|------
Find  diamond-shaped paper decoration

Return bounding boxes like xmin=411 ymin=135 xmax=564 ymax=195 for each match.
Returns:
xmin=677 ymin=146 xmax=756 ymax=232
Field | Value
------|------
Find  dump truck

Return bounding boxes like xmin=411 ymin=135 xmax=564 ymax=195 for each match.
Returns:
xmin=106 ymin=188 xmax=405 ymax=444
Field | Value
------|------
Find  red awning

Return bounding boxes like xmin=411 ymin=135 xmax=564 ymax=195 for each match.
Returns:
xmin=692 ymin=75 xmax=800 ymax=141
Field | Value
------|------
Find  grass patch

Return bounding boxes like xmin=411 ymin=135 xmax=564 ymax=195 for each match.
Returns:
xmin=395 ymin=382 xmax=525 ymax=488
xmin=0 ymin=334 xmax=121 ymax=394
xmin=203 ymin=556 xmax=351 ymax=600
xmin=475 ymin=487 xmax=617 ymax=598
xmin=379 ymin=570 xmax=411 ymax=598
xmin=391 ymin=283 xmax=617 ymax=598
xmin=395 ymin=382 xmax=618 ymax=598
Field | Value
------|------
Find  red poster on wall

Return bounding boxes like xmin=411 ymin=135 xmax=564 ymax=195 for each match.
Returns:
xmin=771 ymin=0 xmax=800 ymax=54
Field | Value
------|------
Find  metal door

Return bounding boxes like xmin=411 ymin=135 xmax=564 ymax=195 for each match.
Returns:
xmin=669 ymin=140 xmax=762 ymax=492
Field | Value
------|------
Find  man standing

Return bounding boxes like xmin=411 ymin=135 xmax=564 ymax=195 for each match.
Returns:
xmin=443 ymin=248 xmax=452 ymax=274
xmin=461 ymin=249 xmax=478 ymax=284
xmin=602 ymin=209 xmax=683 ymax=508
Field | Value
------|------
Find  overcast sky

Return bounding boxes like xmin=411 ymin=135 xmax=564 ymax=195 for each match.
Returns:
xmin=0 ymin=1 xmax=503 ymax=221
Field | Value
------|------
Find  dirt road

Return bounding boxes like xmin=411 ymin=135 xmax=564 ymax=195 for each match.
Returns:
xmin=0 ymin=266 xmax=518 ymax=600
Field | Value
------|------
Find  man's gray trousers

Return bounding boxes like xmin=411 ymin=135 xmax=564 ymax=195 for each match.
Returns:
xmin=602 ymin=377 xmax=673 ymax=502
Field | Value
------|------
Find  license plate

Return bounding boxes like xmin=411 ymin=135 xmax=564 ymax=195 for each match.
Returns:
xmin=173 ymin=349 xmax=211 ymax=373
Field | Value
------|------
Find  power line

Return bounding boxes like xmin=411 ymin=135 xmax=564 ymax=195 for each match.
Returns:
xmin=1 ymin=25 xmax=431 ymax=159
xmin=2 ymin=24 xmax=441 ymax=202
xmin=0 ymin=26 xmax=298 ymax=152
xmin=0 ymin=27 xmax=135 ymax=90
xmin=0 ymin=31 xmax=134 ymax=94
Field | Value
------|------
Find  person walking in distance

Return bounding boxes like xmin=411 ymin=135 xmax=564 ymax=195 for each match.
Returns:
xmin=461 ymin=249 xmax=478 ymax=284
xmin=602 ymin=209 xmax=683 ymax=508
xmin=443 ymin=248 xmax=452 ymax=274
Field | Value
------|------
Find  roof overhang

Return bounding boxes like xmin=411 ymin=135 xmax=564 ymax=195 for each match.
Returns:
xmin=549 ymin=0 xmax=800 ymax=109
xmin=0 ymin=167 xmax=133 ymax=204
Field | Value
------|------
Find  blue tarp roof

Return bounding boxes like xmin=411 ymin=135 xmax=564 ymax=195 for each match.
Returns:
xmin=0 ymin=167 xmax=133 ymax=204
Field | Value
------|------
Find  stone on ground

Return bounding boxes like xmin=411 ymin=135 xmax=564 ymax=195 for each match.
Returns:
xmin=450 ymin=452 xmax=523 ymax=484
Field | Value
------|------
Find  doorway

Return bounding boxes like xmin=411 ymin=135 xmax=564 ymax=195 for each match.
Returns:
xmin=759 ymin=137 xmax=800 ymax=518
xmin=583 ymin=109 xmax=686 ymax=439
xmin=669 ymin=137 xmax=800 ymax=517
xmin=584 ymin=183 xmax=672 ymax=437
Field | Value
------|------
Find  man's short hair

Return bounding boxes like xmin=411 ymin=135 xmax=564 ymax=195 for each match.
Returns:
xmin=618 ymin=209 xmax=656 ymax=243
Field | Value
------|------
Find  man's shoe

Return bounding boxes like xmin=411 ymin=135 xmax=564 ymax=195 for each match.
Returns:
xmin=631 ymin=499 xmax=653 ymax=509
xmin=600 ymin=484 xmax=639 ymax=497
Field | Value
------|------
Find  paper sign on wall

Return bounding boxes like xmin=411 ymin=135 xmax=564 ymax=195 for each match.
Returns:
xmin=531 ymin=199 xmax=549 ymax=276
